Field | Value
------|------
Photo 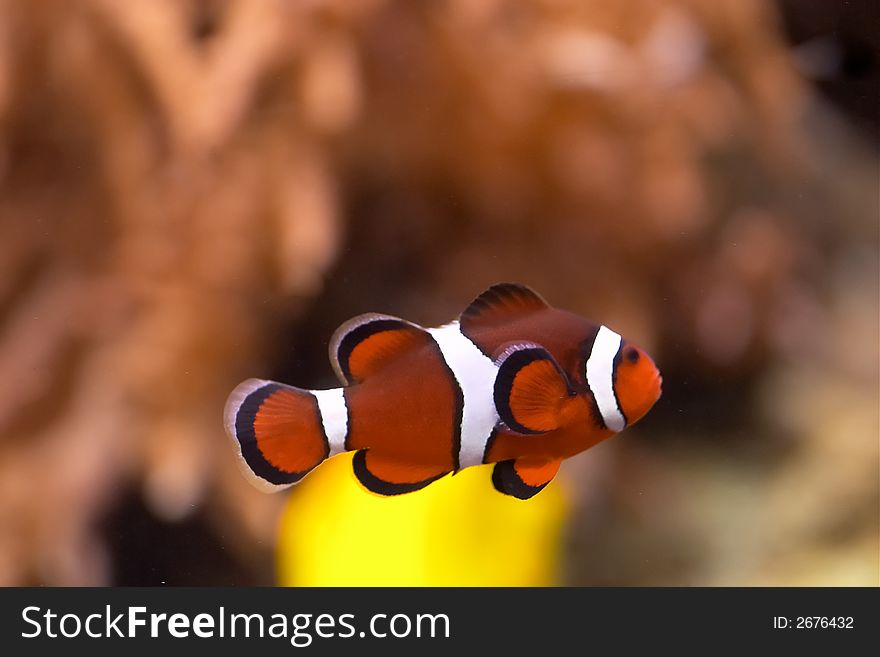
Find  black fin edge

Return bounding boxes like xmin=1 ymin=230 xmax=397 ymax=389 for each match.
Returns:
xmin=460 ymin=283 xmax=549 ymax=327
xmin=493 ymin=345 xmax=568 ymax=435
xmin=491 ymin=460 xmax=549 ymax=500
xmin=334 ymin=316 xmax=429 ymax=385
xmin=234 ymin=383 xmax=312 ymax=486
xmin=352 ymin=450 xmax=448 ymax=496
xmin=336 ymin=319 xmax=412 ymax=385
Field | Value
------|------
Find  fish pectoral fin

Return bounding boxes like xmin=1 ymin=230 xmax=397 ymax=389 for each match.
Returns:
xmin=492 ymin=457 xmax=561 ymax=499
xmin=493 ymin=342 xmax=571 ymax=434
xmin=329 ymin=313 xmax=430 ymax=385
xmin=459 ymin=283 xmax=549 ymax=332
xmin=351 ymin=450 xmax=450 ymax=496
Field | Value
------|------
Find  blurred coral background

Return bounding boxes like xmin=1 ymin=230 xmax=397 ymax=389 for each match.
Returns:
xmin=0 ymin=0 xmax=877 ymax=586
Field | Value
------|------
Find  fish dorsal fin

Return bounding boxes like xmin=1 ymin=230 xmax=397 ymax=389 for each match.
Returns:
xmin=460 ymin=283 xmax=550 ymax=331
xmin=492 ymin=457 xmax=561 ymax=499
xmin=330 ymin=313 xmax=429 ymax=385
xmin=352 ymin=450 xmax=450 ymax=496
xmin=493 ymin=342 xmax=571 ymax=434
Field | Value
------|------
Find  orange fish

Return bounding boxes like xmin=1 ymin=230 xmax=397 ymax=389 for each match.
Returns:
xmin=225 ymin=283 xmax=662 ymax=499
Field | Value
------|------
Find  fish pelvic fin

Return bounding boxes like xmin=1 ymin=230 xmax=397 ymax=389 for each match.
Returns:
xmin=492 ymin=457 xmax=561 ymax=499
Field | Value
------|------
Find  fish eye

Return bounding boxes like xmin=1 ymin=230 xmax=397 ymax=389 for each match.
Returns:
xmin=624 ymin=347 xmax=639 ymax=364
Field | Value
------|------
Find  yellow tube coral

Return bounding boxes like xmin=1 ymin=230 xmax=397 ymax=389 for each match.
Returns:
xmin=277 ymin=453 xmax=568 ymax=586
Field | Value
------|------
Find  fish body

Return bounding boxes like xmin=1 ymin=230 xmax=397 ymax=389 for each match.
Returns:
xmin=225 ymin=283 xmax=662 ymax=499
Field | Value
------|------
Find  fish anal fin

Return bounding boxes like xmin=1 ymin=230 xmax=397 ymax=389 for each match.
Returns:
xmin=460 ymin=283 xmax=549 ymax=332
xmin=352 ymin=450 xmax=449 ymax=496
xmin=492 ymin=457 xmax=561 ymax=499
xmin=494 ymin=342 xmax=571 ymax=434
xmin=330 ymin=313 xmax=428 ymax=385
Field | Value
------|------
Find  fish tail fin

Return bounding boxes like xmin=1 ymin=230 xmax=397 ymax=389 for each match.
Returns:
xmin=224 ymin=378 xmax=341 ymax=492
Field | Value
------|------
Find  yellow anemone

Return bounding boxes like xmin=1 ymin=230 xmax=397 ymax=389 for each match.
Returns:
xmin=277 ymin=453 xmax=568 ymax=586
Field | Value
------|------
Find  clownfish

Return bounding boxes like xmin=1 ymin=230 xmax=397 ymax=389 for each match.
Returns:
xmin=224 ymin=283 xmax=662 ymax=499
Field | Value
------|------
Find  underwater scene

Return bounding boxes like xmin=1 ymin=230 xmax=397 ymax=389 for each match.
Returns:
xmin=0 ymin=0 xmax=877 ymax=586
